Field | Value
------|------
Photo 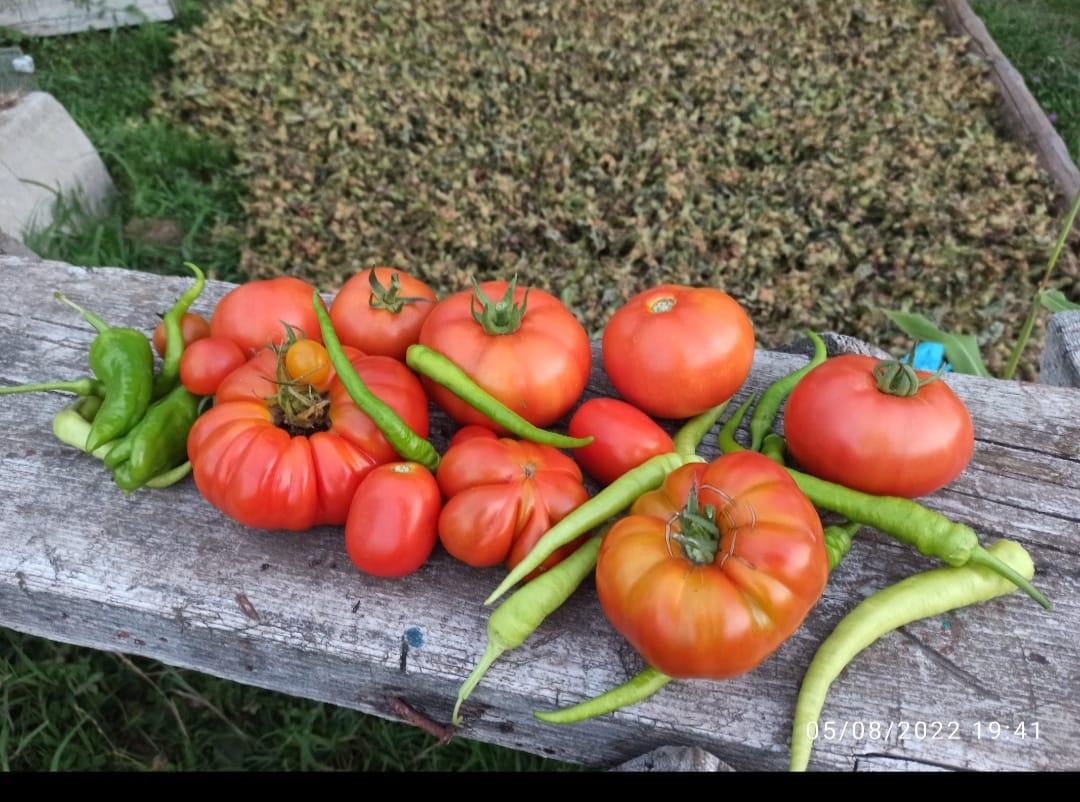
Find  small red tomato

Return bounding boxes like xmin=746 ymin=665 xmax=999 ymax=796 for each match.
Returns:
xmin=567 ymin=397 xmax=675 ymax=486
xmin=329 ymin=267 xmax=438 ymax=362
xmin=345 ymin=462 xmax=442 ymax=578
xmin=179 ymin=336 xmax=248 ymax=397
xmin=152 ymin=312 xmax=211 ymax=358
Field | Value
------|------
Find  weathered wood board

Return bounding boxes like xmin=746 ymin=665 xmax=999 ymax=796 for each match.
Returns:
xmin=1 ymin=257 xmax=1078 ymax=771
xmin=0 ymin=0 xmax=175 ymax=37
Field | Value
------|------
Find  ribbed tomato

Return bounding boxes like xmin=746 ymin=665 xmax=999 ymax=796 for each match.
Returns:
xmin=595 ymin=451 xmax=829 ymax=679
xmin=187 ymin=344 xmax=430 ymax=530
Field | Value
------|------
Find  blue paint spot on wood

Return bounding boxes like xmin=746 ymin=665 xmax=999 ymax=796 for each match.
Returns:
xmin=405 ymin=626 xmax=423 ymax=648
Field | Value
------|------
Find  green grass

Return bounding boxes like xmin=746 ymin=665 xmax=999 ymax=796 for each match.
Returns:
xmin=0 ymin=626 xmax=585 ymax=771
xmin=4 ymin=1 xmax=246 ymax=281
xmin=972 ymin=0 xmax=1080 ymax=164
xmin=1 ymin=0 xmax=1076 ymax=772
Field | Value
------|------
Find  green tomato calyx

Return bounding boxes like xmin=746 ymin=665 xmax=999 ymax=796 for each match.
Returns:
xmin=368 ymin=269 xmax=433 ymax=314
xmin=671 ymin=483 xmax=724 ymax=565
xmin=470 ymin=275 xmax=529 ymax=335
xmin=872 ymin=355 xmax=945 ymax=397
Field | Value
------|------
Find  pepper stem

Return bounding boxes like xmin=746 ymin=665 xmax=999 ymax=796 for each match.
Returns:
xmin=469 ymin=275 xmax=528 ymax=335
xmin=967 ymin=545 xmax=1051 ymax=610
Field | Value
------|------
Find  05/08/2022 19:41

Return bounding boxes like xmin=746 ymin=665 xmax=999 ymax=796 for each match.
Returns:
xmin=805 ymin=720 xmax=1043 ymax=744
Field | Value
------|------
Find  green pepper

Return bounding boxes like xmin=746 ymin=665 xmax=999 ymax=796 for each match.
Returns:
xmin=312 ymin=289 xmax=442 ymax=472
xmin=55 ymin=292 xmax=156 ymax=453
xmin=105 ymin=384 xmax=202 ymax=493
xmin=151 ymin=262 xmax=206 ymax=400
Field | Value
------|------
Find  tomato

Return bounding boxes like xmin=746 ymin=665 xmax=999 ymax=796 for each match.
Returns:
xmin=210 ymin=276 xmax=324 ymax=356
xmin=448 ymin=424 xmax=499 ymax=448
xmin=781 ymin=354 xmax=975 ymax=498
xmin=179 ymin=336 xmax=247 ymax=397
xmin=187 ymin=345 xmax=430 ymax=530
xmin=345 ymin=462 xmax=441 ymax=578
xmin=329 ymin=267 xmax=438 ymax=362
xmin=595 ymin=451 xmax=829 ymax=679
xmin=284 ymin=338 xmax=332 ymax=392
xmin=417 ymin=279 xmax=592 ymax=431
xmin=566 ymin=397 xmax=675 ymax=486
xmin=602 ymin=284 xmax=755 ymax=419
xmin=435 ymin=436 xmax=590 ymax=577
xmin=152 ymin=312 xmax=211 ymax=358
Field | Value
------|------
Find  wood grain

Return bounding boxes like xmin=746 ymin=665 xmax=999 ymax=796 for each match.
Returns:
xmin=1 ymin=257 xmax=1078 ymax=771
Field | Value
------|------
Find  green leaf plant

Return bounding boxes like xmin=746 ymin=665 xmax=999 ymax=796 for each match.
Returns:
xmin=883 ymin=189 xmax=1080 ymax=380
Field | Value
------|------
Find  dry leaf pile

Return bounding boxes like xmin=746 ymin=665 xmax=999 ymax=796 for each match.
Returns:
xmin=155 ymin=0 xmax=1076 ymax=378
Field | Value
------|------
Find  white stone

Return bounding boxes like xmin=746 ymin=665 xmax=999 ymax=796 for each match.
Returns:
xmin=0 ymin=91 xmax=115 ymax=239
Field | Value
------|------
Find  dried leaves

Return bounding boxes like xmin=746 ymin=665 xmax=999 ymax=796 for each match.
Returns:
xmin=154 ymin=0 xmax=1072 ymax=378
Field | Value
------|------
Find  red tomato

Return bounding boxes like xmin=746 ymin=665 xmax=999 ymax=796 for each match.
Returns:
xmin=345 ymin=462 xmax=441 ymax=578
xmin=417 ymin=279 xmax=592 ymax=431
xmin=152 ymin=312 xmax=211 ymax=358
xmin=329 ymin=267 xmax=438 ymax=362
xmin=179 ymin=336 xmax=247 ymax=397
xmin=435 ymin=436 xmax=590 ymax=577
xmin=782 ymin=354 xmax=975 ymax=498
xmin=602 ymin=284 xmax=755 ymax=419
xmin=566 ymin=397 xmax=675 ymax=486
xmin=448 ymin=424 xmax=499 ymax=447
xmin=187 ymin=346 xmax=430 ymax=530
xmin=595 ymin=451 xmax=829 ymax=679
xmin=210 ymin=277 xmax=324 ymax=356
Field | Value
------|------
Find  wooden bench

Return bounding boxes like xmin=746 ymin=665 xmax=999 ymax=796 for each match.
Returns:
xmin=2 ymin=256 xmax=1078 ymax=772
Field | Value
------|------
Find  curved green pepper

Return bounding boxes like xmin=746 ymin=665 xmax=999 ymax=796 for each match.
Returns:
xmin=55 ymin=292 xmax=156 ymax=452
xmin=106 ymin=384 xmax=202 ymax=493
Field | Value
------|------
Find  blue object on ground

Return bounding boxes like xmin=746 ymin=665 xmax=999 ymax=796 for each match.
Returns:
xmin=904 ymin=341 xmax=952 ymax=373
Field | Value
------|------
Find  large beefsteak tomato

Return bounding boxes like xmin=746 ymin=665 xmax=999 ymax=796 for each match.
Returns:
xmin=602 ymin=284 xmax=755 ymax=419
xmin=187 ymin=343 xmax=430 ymax=530
xmin=595 ymin=451 xmax=829 ymax=679
xmin=782 ymin=353 xmax=975 ymax=498
xmin=417 ymin=278 xmax=591 ymax=431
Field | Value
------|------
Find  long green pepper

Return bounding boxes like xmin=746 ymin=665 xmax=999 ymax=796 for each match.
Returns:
xmin=152 ymin=262 xmax=206 ymax=399
xmin=313 ymin=290 xmax=441 ymax=472
xmin=405 ymin=343 xmax=593 ymax=450
xmin=789 ymin=538 xmax=1036 ymax=771
xmin=55 ymin=292 xmax=155 ymax=452
xmin=453 ymin=532 xmax=604 ymax=726
xmin=749 ymin=330 xmax=827 ymax=452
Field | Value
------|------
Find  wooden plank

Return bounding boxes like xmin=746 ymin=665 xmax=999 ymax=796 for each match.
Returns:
xmin=0 ymin=0 xmax=175 ymax=37
xmin=1 ymin=256 xmax=1078 ymax=771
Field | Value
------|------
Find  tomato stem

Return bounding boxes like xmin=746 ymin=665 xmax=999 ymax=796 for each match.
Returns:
xmin=469 ymin=275 xmax=528 ymax=334
xmin=872 ymin=355 xmax=944 ymax=397
xmin=368 ymin=269 xmax=433 ymax=313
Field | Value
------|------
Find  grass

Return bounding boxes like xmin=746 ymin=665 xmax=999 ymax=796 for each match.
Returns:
xmin=1 ymin=0 xmax=1077 ymax=772
xmin=972 ymin=0 xmax=1080 ymax=163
